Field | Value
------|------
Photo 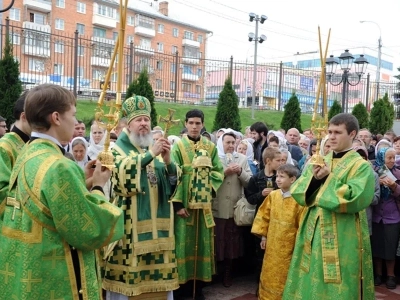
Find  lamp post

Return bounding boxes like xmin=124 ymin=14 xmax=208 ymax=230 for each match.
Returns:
xmin=248 ymin=13 xmax=267 ymax=119
xmin=360 ymin=20 xmax=382 ymax=100
xmin=326 ymin=49 xmax=369 ymax=113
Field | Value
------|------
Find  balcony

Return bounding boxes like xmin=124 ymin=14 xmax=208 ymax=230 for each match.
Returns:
xmin=23 ymin=0 xmax=52 ymax=13
xmin=23 ymin=21 xmax=51 ymax=33
xmin=23 ymin=22 xmax=51 ymax=57
xmin=182 ymin=73 xmax=199 ymax=81
xmin=91 ymin=36 xmax=115 ymax=46
xmin=182 ymin=39 xmax=200 ymax=48
xmin=23 ymin=44 xmax=50 ymax=57
xmin=135 ymin=45 xmax=155 ymax=56
xmin=92 ymin=14 xmax=117 ymax=29
xmin=135 ymin=25 xmax=155 ymax=38
xmin=91 ymin=56 xmax=111 ymax=68
xmin=182 ymin=57 xmax=200 ymax=65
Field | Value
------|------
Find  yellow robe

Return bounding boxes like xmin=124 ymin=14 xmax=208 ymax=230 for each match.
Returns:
xmin=251 ymin=190 xmax=304 ymax=300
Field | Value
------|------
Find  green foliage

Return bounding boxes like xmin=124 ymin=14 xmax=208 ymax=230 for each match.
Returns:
xmin=0 ymin=38 xmax=22 ymax=127
xmin=212 ymin=77 xmax=241 ymax=131
xmin=395 ymin=66 xmax=400 ymax=89
xmin=369 ymin=93 xmax=394 ymax=134
xmin=351 ymin=102 xmax=369 ymax=129
xmin=280 ymin=92 xmax=302 ymax=132
xmin=125 ymin=69 xmax=157 ymax=127
xmin=328 ymin=100 xmax=342 ymax=120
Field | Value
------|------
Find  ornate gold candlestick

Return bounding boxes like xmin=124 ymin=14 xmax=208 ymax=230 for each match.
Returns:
xmin=310 ymin=27 xmax=331 ymax=166
xmin=94 ymin=0 xmax=128 ymax=169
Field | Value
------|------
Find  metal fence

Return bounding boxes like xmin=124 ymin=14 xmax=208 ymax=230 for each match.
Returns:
xmin=1 ymin=19 xmax=399 ymax=113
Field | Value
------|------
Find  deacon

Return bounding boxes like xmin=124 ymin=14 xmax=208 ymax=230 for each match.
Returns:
xmin=171 ymin=109 xmax=224 ymax=300
xmin=283 ymin=113 xmax=375 ymax=299
xmin=102 ymin=95 xmax=179 ymax=299
xmin=0 ymin=84 xmax=124 ymax=299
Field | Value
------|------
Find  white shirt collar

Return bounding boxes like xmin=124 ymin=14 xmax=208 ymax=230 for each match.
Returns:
xmin=31 ymin=132 xmax=63 ymax=148
xmin=281 ymin=189 xmax=292 ymax=199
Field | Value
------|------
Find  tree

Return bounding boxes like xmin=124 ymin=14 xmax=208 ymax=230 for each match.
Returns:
xmin=395 ymin=66 xmax=400 ymax=89
xmin=212 ymin=77 xmax=241 ymax=132
xmin=351 ymin=102 xmax=369 ymax=129
xmin=328 ymin=100 xmax=342 ymax=120
xmin=280 ymin=92 xmax=302 ymax=132
xmin=125 ymin=69 xmax=157 ymax=127
xmin=369 ymin=93 xmax=394 ymax=134
xmin=0 ymin=37 xmax=22 ymax=127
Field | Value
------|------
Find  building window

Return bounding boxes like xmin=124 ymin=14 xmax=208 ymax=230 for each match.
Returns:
xmin=171 ymin=63 xmax=176 ymax=73
xmin=29 ymin=12 xmax=46 ymax=25
xmin=127 ymin=16 xmax=134 ymax=26
xmin=54 ymin=63 xmax=64 ymax=75
xmin=158 ymin=24 xmax=164 ymax=33
xmin=157 ymin=42 xmax=164 ymax=52
xmin=170 ymin=81 xmax=175 ymax=90
xmin=93 ymin=27 xmax=107 ymax=38
xmin=171 ymin=45 xmax=178 ymax=54
xmin=24 ymin=30 xmax=50 ymax=49
xmin=77 ymin=66 xmax=84 ymax=77
xmin=196 ymin=85 xmax=201 ymax=94
xmin=197 ymin=35 xmax=203 ymax=44
xmin=96 ymin=4 xmax=117 ymax=19
xmin=197 ymin=68 xmax=202 ymax=77
xmin=173 ymin=28 xmax=179 ymax=37
xmin=55 ymin=19 xmax=65 ymax=30
xmin=113 ymin=32 xmax=118 ymax=41
xmin=139 ymin=38 xmax=151 ymax=48
xmin=9 ymin=33 xmax=20 ymax=45
xmin=9 ymin=8 xmax=20 ymax=21
xmin=156 ymin=61 xmax=163 ymax=70
xmin=78 ymin=45 xmax=84 ymax=56
xmin=76 ymin=23 xmax=85 ymax=35
xmin=184 ymin=31 xmax=194 ymax=40
xmin=56 ymin=0 xmax=65 ymax=8
xmin=55 ymin=41 xmax=64 ymax=53
xmin=77 ymin=2 xmax=86 ymax=13
xmin=183 ymin=46 xmax=199 ymax=58
xmin=28 ymin=58 xmax=45 ymax=72
xmin=182 ymin=83 xmax=192 ymax=92
xmin=135 ymin=15 xmax=155 ymax=29
xmin=127 ymin=35 xmax=133 ymax=44
xmin=156 ymin=79 xmax=162 ymax=89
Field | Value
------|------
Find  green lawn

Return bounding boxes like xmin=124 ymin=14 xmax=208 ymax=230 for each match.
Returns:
xmin=77 ymin=100 xmax=312 ymax=136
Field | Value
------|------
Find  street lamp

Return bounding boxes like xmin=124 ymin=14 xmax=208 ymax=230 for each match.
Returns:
xmin=248 ymin=13 xmax=267 ymax=119
xmin=360 ymin=20 xmax=382 ymax=100
xmin=326 ymin=49 xmax=369 ymax=113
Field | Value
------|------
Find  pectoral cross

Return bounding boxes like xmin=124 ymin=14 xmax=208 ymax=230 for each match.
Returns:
xmin=6 ymin=197 xmax=20 ymax=221
xmin=158 ymin=109 xmax=180 ymax=138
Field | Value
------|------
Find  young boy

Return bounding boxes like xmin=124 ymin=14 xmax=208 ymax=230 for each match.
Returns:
xmin=251 ymin=164 xmax=304 ymax=300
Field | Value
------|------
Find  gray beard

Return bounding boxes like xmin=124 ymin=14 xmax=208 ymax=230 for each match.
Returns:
xmin=129 ymin=131 xmax=153 ymax=148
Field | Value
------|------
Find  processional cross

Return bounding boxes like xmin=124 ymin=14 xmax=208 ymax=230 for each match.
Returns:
xmin=158 ymin=109 xmax=180 ymax=138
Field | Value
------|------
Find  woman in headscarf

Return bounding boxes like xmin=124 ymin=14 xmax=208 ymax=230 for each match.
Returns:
xmin=71 ymin=137 xmax=89 ymax=169
xmin=87 ymin=123 xmax=106 ymax=159
xmin=371 ymin=147 xmax=400 ymax=289
xmin=375 ymin=138 xmax=392 ymax=157
xmin=237 ymin=139 xmax=258 ymax=175
xmin=298 ymin=138 xmax=317 ymax=171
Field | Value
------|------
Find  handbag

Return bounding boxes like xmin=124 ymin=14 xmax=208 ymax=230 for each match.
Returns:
xmin=233 ymin=196 xmax=256 ymax=226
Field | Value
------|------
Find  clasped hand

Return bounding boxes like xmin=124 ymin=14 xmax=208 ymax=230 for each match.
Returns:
xmin=224 ymin=163 xmax=241 ymax=176
xmin=151 ymin=138 xmax=171 ymax=163
xmin=312 ymin=163 xmax=330 ymax=180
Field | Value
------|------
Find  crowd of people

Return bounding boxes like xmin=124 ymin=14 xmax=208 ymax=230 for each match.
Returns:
xmin=0 ymin=83 xmax=399 ymax=300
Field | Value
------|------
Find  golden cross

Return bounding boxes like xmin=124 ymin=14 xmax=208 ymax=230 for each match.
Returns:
xmin=42 ymin=249 xmax=65 ymax=269
xmin=20 ymin=270 xmax=42 ymax=292
xmin=82 ymin=213 xmax=95 ymax=231
xmin=58 ymin=215 xmax=69 ymax=232
xmin=51 ymin=182 xmax=69 ymax=202
xmin=6 ymin=197 xmax=20 ymax=221
xmin=158 ymin=109 xmax=180 ymax=138
xmin=0 ymin=263 xmax=15 ymax=284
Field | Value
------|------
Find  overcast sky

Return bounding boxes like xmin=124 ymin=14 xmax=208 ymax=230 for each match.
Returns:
xmin=167 ymin=0 xmax=400 ymax=69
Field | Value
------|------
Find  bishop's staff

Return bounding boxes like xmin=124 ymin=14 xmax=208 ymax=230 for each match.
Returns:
xmin=94 ymin=0 xmax=128 ymax=170
xmin=309 ymin=27 xmax=331 ymax=166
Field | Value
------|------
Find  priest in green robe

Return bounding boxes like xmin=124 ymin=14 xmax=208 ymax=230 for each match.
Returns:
xmin=171 ymin=109 xmax=224 ymax=300
xmin=283 ymin=113 xmax=375 ymax=300
xmin=0 ymin=92 xmax=31 ymax=221
xmin=0 ymin=84 xmax=124 ymax=300
xmin=102 ymin=95 xmax=179 ymax=299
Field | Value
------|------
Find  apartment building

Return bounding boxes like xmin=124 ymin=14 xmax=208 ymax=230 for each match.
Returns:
xmin=1 ymin=0 xmax=211 ymax=101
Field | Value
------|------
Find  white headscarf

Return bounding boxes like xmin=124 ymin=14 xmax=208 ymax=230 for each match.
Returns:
xmin=217 ymin=131 xmax=237 ymax=161
xmin=168 ymin=135 xmax=181 ymax=145
xmin=71 ymin=137 xmax=89 ymax=169
xmin=87 ymin=125 xmax=106 ymax=159
xmin=375 ymin=138 xmax=392 ymax=156
xmin=279 ymin=147 xmax=294 ymax=165
xmin=239 ymin=139 xmax=254 ymax=161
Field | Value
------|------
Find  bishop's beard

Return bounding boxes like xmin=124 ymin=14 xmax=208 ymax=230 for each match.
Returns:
xmin=129 ymin=131 xmax=153 ymax=148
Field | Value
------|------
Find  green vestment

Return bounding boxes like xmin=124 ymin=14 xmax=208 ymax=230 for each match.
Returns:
xmin=0 ymin=132 xmax=26 ymax=219
xmin=102 ymin=129 xmax=179 ymax=296
xmin=171 ymin=136 xmax=224 ymax=284
xmin=282 ymin=150 xmax=375 ymax=300
xmin=0 ymin=138 xmax=124 ymax=300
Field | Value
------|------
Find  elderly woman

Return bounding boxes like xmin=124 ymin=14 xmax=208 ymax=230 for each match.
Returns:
xmin=213 ymin=132 xmax=252 ymax=287
xmin=71 ymin=137 xmax=89 ymax=169
xmin=371 ymin=147 xmax=400 ymax=289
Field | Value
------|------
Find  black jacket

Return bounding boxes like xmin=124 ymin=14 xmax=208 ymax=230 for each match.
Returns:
xmin=244 ymin=170 xmax=278 ymax=211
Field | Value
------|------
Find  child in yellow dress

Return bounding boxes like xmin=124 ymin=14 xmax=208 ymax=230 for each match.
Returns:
xmin=251 ymin=164 xmax=304 ymax=300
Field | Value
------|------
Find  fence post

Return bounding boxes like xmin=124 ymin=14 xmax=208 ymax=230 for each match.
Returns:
xmin=174 ymin=51 xmax=178 ymax=102
xmin=277 ymin=61 xmax=283 ymax=111
xmin=73 ymin=30 xmax=78 ymax=97
xmin=366 ymin=73 xmax=370 ymax=111
xmin=129 ymin=41 xmax=134 ymax=84
xmin=229 ymin=55 xmax=233 ymax=79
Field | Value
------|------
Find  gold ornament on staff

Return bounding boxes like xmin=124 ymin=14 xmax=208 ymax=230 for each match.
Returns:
xmin=309 ymin=27 xmax=331 ymax=167
xmin=158 ymin=109 xmax=181 ymax=138
xmin=94 ymin=0 xmax=128 ymax=170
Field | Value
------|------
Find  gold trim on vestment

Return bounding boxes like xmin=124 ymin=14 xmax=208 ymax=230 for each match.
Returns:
xmin=91 ymin=190 xmax=104 ymax=197
xmin=78 ymin=251 xmax=89 ymax=300
xmin=132 ymin=237 xmax=175 ymax=256
xmin=105 ymin=261 xmax=176 ymax=272
xmin=126 ymin=291 xmax=168 ymax=300
xmin=63 ymin=240 xmax=80 ymax=299
xmin=2 ymin=216 xmax=42 ymax=243
xmin=148 ymin=159 xmax=158 ymax=241
xmin=102 ymin=278 xmax=179 ymax=297
xmin=136 ymin=219 xmax=171 ymax=234
xmin=355 ymin=212 xmax=363 ymax=297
